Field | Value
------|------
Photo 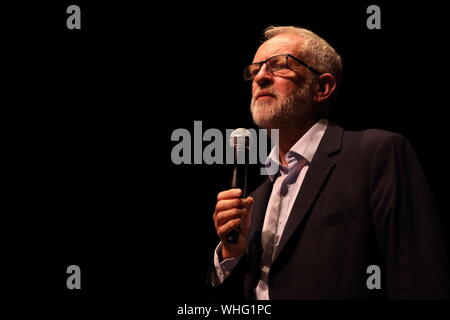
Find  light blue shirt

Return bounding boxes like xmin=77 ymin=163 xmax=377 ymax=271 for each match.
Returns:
xmin=213 ymin=119 xmax=329 ymax=300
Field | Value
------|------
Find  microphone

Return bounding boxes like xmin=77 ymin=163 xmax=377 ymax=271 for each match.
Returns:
xmin=226 ymin=128 xmax=251 ymax=244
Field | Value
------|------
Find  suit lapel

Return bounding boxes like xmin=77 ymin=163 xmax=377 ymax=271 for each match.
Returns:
xmin=272 ymin=123 xmax=343 ymax=263
xmin=245 ymin=177 xmax=274 ymax=297
xmin=249 ymin=177 xmax=273 ymax=236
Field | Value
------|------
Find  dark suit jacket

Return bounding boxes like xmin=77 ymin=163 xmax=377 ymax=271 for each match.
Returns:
xmin=209 ymin=122 xmax=449 ymax=300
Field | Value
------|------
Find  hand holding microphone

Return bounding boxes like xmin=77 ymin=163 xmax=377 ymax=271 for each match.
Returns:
xmin=212 ymin=128 xmax=254 ymax=260
xmin=213 ymin=189 xmax=253 ymax=260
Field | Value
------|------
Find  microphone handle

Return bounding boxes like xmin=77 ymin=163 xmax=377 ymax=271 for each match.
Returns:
xmin=226 ymin=163 xmax=248 ymax=244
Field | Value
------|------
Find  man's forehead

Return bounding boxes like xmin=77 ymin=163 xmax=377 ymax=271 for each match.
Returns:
xmin=253 ymin=34 xmax=304 ymax=62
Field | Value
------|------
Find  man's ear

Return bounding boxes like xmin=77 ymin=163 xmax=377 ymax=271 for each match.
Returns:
xmin=313 ymin=73 xmax=337 ymax=103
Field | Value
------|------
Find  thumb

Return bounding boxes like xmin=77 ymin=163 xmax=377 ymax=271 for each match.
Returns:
xmin=242 ymin=196 xmax=254 ymax=208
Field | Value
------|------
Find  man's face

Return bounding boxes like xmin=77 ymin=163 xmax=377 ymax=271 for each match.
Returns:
xmin=250 ymin=34 xmax=316 ymax=129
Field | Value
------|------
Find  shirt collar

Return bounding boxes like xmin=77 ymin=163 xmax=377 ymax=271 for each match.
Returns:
xmin=265 ymin=119 xmax=329 ymax=181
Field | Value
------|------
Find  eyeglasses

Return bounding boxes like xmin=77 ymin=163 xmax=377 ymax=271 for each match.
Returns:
xmin=243 ymin=54 xmax=321 ymax=81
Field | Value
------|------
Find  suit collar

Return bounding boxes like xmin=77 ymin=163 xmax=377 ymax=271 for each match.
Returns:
xmin=264 ymin=119 xmax=329 ymax=182
xmin=314 ymin=121 xmax=343 ymax=157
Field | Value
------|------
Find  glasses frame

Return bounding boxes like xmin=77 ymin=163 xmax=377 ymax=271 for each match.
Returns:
xmin=243 ymin=54 xmax=321 ymax=81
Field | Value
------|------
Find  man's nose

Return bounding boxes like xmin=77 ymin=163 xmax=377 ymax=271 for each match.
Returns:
xmin=254 ymin=63 xmax=274 ymax=87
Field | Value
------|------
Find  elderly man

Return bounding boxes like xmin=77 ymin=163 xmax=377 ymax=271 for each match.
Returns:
xmin=210 ymin=26 xmax=449 ymax=299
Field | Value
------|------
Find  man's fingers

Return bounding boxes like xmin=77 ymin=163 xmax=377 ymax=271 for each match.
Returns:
xmin=213 ymin=192 xmax=253 ymax=234
xmin=215 ymin=196 xmax=254 ymax=213
xmin=215 ymin=207 xmax=248 ymax=227
xmin=242 ymin=196 xmax=254 ymax=208
xmin=217 ymin=189 xmax=242 ymax=201
xmin=215 ymin=198 xmax=243 ymax=213
xmin=217 ymin=218 xmax=242 ymax=238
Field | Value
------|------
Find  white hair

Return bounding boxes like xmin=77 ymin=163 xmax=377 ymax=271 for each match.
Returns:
xmin=263 ymin=26 xmax=343 ymax=86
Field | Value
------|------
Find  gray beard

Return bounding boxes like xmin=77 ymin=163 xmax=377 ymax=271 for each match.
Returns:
xmin=250 ymin=84 xmax=313 ymax=129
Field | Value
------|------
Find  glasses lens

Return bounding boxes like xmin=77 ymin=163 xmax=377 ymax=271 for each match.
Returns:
xmin=244 ymin=64 xmax=261 ymax=81
xmin=267 ymin=55 xmax=287 ymax=72
xmin=243 ymin=55 xmax=290 ymax=80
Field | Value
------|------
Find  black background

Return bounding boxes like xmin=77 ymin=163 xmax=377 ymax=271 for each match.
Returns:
xmin=4 ymin=0 xmax=449 ymax=317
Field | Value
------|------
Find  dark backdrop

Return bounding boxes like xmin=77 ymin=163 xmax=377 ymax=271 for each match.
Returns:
xmin=5 ymin=0 xmax=449 ymax=316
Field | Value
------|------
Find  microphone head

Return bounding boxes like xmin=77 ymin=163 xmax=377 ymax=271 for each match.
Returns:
xmin=229 ymin=128 xmax=252 ymax=151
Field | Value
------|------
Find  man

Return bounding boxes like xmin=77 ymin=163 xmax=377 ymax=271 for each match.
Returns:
xmin=210 ymin=26 xmax=449 ymax=299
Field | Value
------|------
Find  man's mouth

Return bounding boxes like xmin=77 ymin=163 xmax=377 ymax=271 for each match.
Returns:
xmin=256 ymin=92 xmax=276 ymax=100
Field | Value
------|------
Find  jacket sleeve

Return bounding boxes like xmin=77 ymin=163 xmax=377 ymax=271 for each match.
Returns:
xmin=206 ymin=254 xmax=247 ymax=301
xmin=369 ymin=132 xmax=449 ymax=299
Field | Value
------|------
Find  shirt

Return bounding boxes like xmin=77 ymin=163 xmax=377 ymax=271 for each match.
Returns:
xmin=212 ymin=119 xmax=328 ymax=299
